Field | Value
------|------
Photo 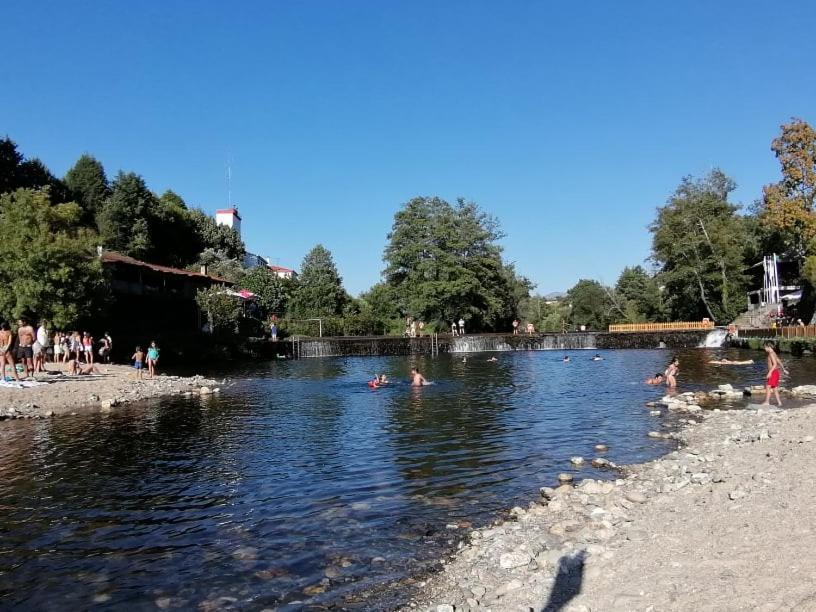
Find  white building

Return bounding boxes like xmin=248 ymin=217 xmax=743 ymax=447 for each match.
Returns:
xmin=215 ymin=207 xmax=241 ymax=237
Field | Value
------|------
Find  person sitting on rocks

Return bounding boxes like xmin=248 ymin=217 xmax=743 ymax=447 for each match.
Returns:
xmin=645 ymin=373 xmax=664 ymax=385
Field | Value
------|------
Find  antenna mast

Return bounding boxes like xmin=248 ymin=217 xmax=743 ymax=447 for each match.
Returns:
xmin=226 ymin=153 xmax=232 ymax=207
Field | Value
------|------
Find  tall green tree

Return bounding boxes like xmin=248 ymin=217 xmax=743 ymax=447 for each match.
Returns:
xmin=98 ymin=171 xmax=157 ymax=259
xmin=650 ymin=169 xmax=749 ymax=323
xmin=290 ymin=244 xmax=347 ymax=317
xmin=383 ymin=196 xmax=529 ymax=330
xmin=612 ymin=265 xmax=665 ymax=322
xmin=566 ymin=279 xmax=612 ymax=330
xmin=0 ymin=189 xmax=104 ymax=327
xmin=64 ymin=154 xmax=109 ymax=221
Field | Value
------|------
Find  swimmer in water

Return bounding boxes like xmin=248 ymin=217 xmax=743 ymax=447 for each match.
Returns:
xmin=378 ymin=374 xmax=389 ymax=384
xmin=591 ymin=354 xmax=603 ymax=361
xmin=487 ymin=356 xmax=498 ymax=362
xmin=708 ymin=359 xmax=754 ymax=365
xmin=645 ymin=373 xmax=664 ymax=385
xmin=563 ymin=355 xmax=570 ymax=363
xmin=410 ymin=367 xmax=428 ymax=386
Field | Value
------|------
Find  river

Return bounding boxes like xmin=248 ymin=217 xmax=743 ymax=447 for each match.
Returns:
xmin=0 ymin=347 xmax=812 ymax=609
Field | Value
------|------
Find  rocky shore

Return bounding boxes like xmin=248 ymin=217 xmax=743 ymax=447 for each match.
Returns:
xmin=0 ymin=363 xmax=222 ymax=420
xmin=407 ymin=393 xmax=816 ymax=611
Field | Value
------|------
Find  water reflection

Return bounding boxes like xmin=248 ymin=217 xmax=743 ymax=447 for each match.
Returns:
xmin=0 ymin=347 xmax=812 ymax=608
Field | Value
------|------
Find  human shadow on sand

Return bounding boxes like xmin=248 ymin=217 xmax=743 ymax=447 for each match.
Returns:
xmin=541 ymin=550 xmax=586 ymax=612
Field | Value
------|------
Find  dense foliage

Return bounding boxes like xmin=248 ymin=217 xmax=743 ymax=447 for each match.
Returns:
xmin=0 ymin=189 xmax=104 ymax=327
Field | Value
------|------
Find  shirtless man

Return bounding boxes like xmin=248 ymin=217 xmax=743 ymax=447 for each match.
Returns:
xmin=16 ymin=318 xmax=35 ymax=378
xmin=410 ymin=367 xmax=428 ymax=387
xmin=645 ymin=373 xmax=664 ymax=385
xmin=761 ymin=341 xmax=787 ymax=406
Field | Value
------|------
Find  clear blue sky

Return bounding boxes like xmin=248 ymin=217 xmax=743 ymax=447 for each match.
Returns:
xmin=3 ymin=1 xmax=814 ymax=294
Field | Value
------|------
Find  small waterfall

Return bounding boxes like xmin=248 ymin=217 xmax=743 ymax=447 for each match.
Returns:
xmin=700 ymin=328 xmax=728 ymax=348
xmin=299 ymin=340 xmax=339 ymax=358
xmin=450 ymin=336 xmax=514 ymax=353
xmin=531 ymin=333 xmax=597 ymax=350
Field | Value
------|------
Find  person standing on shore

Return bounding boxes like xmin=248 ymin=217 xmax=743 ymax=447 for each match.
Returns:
xmin=458 ymin=317 xmax=465 ymax=336
xmin=83 ymin=332 xmax=94 ymax=365
xmin=0 ymin=321 xmax=20 ymax=381
xmin=761 ymin=342 xmax=788 ymax=406
xmin=451 ymin=321 xmax=457 ymax=337
xmin=16 ymin=318 xmax=35 ymax=378
xmin=512 ymin=319 xmax=519 ymax=335
xmin=270 ymin=322 xmax=278 ymax=341
xmin=132 ymin=346 xmax=145 ymax=380
xmin=146 ymin=341 xmax=160 ymax=378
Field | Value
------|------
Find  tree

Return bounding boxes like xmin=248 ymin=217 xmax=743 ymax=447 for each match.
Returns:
xmin=650 ymin=170 xmax=749 ymax=323
xmin=383 ymin=196 xmax=529 ymax=330
xmin=290 ymin=244 xmax=347 ymax=317
xmin=195 ymin=286 xmax=241 ymax=334
xmin=64 ymin=154 xmax=109 ymax=221
xmin=240 ymin=266 xmax=291 ymax=317
xmin=566 ymin=279 xmax=612 ymax=330
xmin=146 ymin=190 xmax=202 ymax=267
xmin=0 ymin=137 xmax=24 ymax=194
xmin=759 ymin=118 xmax=816 ymax=262
xmin=0 ymin=189 xmax=104 ymax=327
xmin=97 ymin=171 xmax=157 ymax=259
xmin=193 ymin=248 xmax=246 ymax=284
xmin=0 ymin=137 xmax=69 ymax=201
xmin=612 ymin=265 xmax=665 ymax=322
xmin=188 ymin=208 xmax=245 ymax=261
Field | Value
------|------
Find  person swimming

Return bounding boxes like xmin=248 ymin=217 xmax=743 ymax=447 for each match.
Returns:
xmin=487 ymin=356 xmax=498 ymax=362
xmin=645 ymin=373 xmax=664 ymax=385
xmin=591 ymin=354 xmax=603 ymax=361
xmin=410 ymin=367 xmax=428 ymax=386
xmin=563 ymin=355 xmax=570 ymax=362
xmin=378 ymin=374 xmax=389 ymax=384
xmin=664 ymin=357 xmax=680 ymax=388
xmin=708 ymin=359 xmax=754 ymax=365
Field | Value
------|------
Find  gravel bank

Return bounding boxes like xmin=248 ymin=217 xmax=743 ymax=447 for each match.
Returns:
xmin=408 ymin=399 xmax=816 ymax=612
xmin=0 ymin=363 xmax=221 ymax=419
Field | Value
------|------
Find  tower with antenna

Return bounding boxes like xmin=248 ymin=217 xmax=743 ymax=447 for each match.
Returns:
xmin=215 ymin=155 xmax=241 ymax=237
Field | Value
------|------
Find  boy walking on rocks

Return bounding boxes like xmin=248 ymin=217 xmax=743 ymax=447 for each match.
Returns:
xmin=762 ymin=341 xmax=787 ymax=406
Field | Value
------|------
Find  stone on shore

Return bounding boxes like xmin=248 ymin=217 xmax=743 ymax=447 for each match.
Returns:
xmin=558 ymin=473 xmax=574 ymax=484
xmin=499 ymin=551 xmax=532 ymax=569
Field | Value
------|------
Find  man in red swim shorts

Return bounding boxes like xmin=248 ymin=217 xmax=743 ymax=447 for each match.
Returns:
xmin=762 ymin=341 xmax=787 ymax=406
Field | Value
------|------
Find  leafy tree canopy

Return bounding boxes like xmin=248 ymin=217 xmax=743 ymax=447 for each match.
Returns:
xmin=383 ymin=196 xmax=530 ymax=331
xmin=64 ymin=154 xmax=109 ymax=220
xmin=290 ymin=244 xmax=347 ymax=318
xmin=240 ymin=266 xmax=291 ymax=318
xmin=566 ymin=279 xmax=612 ymax=330
xmin=650 ymin=169 xmax=749 ymax=323
xmin=0 ymin=189 xmax=104 ymax=328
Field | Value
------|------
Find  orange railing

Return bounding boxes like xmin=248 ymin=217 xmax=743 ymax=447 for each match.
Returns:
xmin=739 ymin=325 xmax=816 ymax=339
xmin=608 ymin=321 xmax=715 ymax=333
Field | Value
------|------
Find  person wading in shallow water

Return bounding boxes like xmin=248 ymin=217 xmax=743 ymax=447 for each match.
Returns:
xmin=664 ymin=357 xmax=680 ymax=388
xmin=410 ymin=367 xmax=428 ymax=386
xmin=761 ymin=341 xmax=788 ymax=406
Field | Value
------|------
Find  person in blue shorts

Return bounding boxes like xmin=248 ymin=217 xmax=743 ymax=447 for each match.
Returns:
xmin=131 ymin=346 xmax=144 ymax=380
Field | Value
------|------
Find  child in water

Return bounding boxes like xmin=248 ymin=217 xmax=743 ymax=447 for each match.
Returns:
xmin=664 ymin=357 xmax=679 ymax=388
xmin=410 ymin=367 xmax=428 ymax=386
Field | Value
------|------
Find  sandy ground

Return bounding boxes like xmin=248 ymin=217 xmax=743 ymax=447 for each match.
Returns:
xmin=0 ymin=362 xmax=221 ymax=419
xmin=408 ymin=399 xmax=816 ymax=612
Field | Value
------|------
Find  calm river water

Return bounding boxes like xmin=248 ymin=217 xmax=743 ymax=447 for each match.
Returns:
xmin=1 ymin=347 xmax=813 ymax=610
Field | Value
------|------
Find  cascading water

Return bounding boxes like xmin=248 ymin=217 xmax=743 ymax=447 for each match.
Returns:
xmin=700 ymin=328 xmax=729 ymax=348
xmin=530 ymin=333 xmax=597 ymax=351
xmin=450 ymin=336 xmax=513 ymax=353
xmin=299 ymin=340 xmax=340 ymax=358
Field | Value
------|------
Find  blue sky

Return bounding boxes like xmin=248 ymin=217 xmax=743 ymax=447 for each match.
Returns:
xmin=2 ymin=1 xmax=814 ymax=294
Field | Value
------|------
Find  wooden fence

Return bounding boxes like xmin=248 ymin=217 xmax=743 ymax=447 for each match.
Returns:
xmin=738 ymin=325 xmax=816 ymax=339
xmin=608 ymin=321 xmax=715 ymax=333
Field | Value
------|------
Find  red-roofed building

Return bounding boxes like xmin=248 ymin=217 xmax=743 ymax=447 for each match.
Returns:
xmin=268 ymin=264 xmax=296 ymax=280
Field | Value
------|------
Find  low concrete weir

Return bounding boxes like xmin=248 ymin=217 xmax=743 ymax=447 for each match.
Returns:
xmin=281 ymin=330 xmax=711 ymax=358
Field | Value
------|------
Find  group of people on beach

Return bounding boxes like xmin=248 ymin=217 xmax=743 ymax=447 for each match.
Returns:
xmin=645 ymin=343 xmax=787 ymax=406
xmin=0 ymin=318 xmax=116 ymax=381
